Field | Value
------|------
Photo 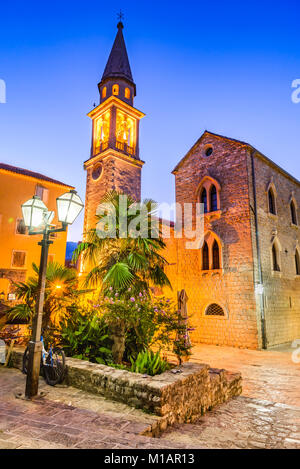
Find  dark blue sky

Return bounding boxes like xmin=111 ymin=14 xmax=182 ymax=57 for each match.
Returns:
xmin=1 ymin=0 xmax=300 ymax=241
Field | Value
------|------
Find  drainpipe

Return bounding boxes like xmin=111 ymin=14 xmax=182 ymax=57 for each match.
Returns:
xmin=251 ymin=151 xmax=267 ymax=349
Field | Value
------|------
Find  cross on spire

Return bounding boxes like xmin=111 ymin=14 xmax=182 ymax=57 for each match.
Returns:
xmin=117 ymin=10 xmax=124 ymax=22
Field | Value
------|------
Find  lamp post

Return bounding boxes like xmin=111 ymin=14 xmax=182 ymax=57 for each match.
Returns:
xmin=21 ymin=190 xmax=84 ymax=399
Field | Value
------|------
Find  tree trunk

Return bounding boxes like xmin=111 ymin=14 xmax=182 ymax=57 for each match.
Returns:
xmin=110 ymin=321 xmax=126 ymax=364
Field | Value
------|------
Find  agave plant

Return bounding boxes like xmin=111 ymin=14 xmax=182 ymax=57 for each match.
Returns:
xmin=130 ymin=350 xmax=170 ymax=376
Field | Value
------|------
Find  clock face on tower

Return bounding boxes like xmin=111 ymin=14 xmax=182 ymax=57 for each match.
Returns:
xmin=92 ymin=164 xmax=103 ymax=181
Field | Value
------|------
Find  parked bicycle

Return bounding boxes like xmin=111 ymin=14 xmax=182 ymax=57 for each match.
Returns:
xmin=22 ymin=335 xmax=66 ymax=386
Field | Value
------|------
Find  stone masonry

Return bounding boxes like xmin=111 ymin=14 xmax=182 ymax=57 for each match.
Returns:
xmin=162 ymin=131 xmax=300 ymax=349
xmin=10 ymin=347 xmax=242 ymax=434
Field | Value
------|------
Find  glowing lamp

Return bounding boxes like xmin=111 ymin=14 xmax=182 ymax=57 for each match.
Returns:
xmin=56 ymin=190 xmax=84 ymax=225
xmin=22 ymin=196 xmax=47 ymax=229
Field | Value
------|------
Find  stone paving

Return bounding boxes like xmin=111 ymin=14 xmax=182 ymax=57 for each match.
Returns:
xmin=160 ymin=344 xmax=300 ymax=449
xmin=1 ymin=343 xmax=300 ymax=449
xmin=0 ymin=367 xmax=198 ymax=449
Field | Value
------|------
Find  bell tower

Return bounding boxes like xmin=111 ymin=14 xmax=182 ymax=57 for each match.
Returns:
xmin=83 ymin=21 xmax=145 ymax=233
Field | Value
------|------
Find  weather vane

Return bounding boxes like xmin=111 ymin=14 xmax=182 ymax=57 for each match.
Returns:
xmin=117 ymin=10 xmax=124 ymax=22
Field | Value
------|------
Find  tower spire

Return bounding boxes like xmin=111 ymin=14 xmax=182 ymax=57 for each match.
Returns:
xmin=99 ymin=18 xmax=135 ymax=97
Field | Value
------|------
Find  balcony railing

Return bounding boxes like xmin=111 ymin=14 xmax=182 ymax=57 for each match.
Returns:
xmin=116 ymin=140 xmax=136 ymax=157
xmin=94 ymin=141 xmax=109 ymax=155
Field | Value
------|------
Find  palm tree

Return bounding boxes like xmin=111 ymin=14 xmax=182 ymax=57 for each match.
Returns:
xmin=73 ymin=191 xmax=172 ymax=363
xmin=9 ymin=262 xmax=84 ymax=333
xmin=74 ymin=191 xmax=171 ymax=294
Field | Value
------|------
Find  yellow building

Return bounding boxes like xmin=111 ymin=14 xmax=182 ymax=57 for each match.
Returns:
xmin=0 ymin=163 xmax=74 ymax=300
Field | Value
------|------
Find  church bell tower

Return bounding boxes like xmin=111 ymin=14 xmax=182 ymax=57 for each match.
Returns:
xmin=83 ymin=21 xmax=145 ymax=232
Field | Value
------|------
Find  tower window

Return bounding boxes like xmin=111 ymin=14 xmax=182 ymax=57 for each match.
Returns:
xmin=112 ymin=84 xmax=119 ymax=96
xmin=102 ymin=87 xmax=107 ymax=99
xmin=205 ymin=303 xmax=225 ymax=316
xmin=295 ymin=250 xmax=300 ymax=275
xmin=268 ymin=188 xmax=276 ymax=215
xmin=202 ymin=241 xmax=209 ymax=270
xmin=212 ymin=240 xmax=220 ymax=269
xmin=200 ymin=188 xmax=208 ymax=213
xmin=125 ymin=87 xmax=130 ymax=99
xmin=290 ymin=200 xmax=297 ymax=225
xmin=272 ymin=243 xmax=280 ymax=271
xmin=210 ymin=185 xmax=218 ymax=212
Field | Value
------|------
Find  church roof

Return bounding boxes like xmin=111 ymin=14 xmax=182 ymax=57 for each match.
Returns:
xmin=101 ymin=22 xmax=134 ymax=85
xmin=172 ymin=130 xmax=300 ymax=187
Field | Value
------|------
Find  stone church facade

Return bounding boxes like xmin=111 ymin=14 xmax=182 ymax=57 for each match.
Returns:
xmin=82 ymin=22 xmax=300 ymax=350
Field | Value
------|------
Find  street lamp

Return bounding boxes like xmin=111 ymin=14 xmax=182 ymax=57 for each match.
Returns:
xmin=21 ymin=190 xmax=84 ymax=399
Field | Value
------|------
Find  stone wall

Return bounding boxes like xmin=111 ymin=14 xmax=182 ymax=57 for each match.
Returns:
xmin=164 ymin=132 xmax=259 ymax=349
xmin=10 ymin=349 xmax=242 ymax=433
xmin=249 ymin=152 xmax=300 ymax=347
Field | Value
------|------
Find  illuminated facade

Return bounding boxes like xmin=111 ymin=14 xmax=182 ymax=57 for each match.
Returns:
xmin=82 ymin=23 xmax=300 ymax=349
xmin=83 ymin=21 xmax=144 ymax=236
xmin=0 ymin=163 xmax=73 ymax=300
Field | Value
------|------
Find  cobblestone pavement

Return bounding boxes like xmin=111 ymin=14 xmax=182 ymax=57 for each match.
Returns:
xmin=160 ymin=344 xmax=300 ymax=449
xmin=0 ymin=367 xmax=199 ymax=449
xmin=1 ymin=343 xmax=300 ymax=449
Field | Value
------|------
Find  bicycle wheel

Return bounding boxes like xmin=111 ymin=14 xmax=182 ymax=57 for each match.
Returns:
xmin=43 ymin=347 xmax=66 ymax=386
xmin=22 ymin=347 xmax=43 ymax=376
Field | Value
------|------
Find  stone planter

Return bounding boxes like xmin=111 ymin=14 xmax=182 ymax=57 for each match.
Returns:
xmin=9 ymin=347 xmax=242 ymax=434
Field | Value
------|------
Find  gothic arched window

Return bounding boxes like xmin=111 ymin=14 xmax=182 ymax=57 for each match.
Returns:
xmin=201 ymin=188 xmax=208 ymax=213
xmin=268 ymin=188 xmax=276 ymax=215
xmin=125 ymin=87 xmax=130 ymax=99
xmin=210 ymin=185 xmax=218 ymax=212
xmin=102 ymin=87 xmax=107 ymax=99
xmin=272 ymin=243 xmax=280 ymax=272
xmin=291 ymin=200 xmax=297 ymax=225
xmin=295 ymin=250 xmax=300 ymax=275
xmin=202 ymin=241 xmax=209 ymax=270
xmin=212 ymin=240 xmax=220 ymax=269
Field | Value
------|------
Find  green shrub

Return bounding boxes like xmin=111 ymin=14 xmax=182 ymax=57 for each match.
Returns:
xmin=130 ymin=350 xmax=170 ymax=376
xmin=60 ymin=307 xmax=112 ymax=364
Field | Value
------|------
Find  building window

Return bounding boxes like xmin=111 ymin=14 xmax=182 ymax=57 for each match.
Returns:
xmin=112 ymin=84 xmax=119 ymax=96
xmin=212 ymin=240 xmax=220 ymax=269
xmin=200 ymin=188 xmax=208 ymax=213
xmin=295 ymin=250 xmax=300 ymax=275
xmin=272 ymin=243 xmax=280 ymax=271
xmin=102 ymin=87 xmax=107 ymax=99
xmin=204 ymin=146 xmax=213 ymax=157
xmin=290 ymin=200 xmax=297 ymax=225
xmin=35 ymin=185 xmax=49 ymax=203
xmin=205 ymin=303 xmax=225 ymax=316
xmin=201 ymin=232 xmax=222 ymax=271
xmin=198 ymin=177 xmax=221 ymax=213
xmin=268 ymin=188 xmax=276 ymax=215
xmin=15 ymin=218 xmax=26 ymax=235
xmin=210 ymin=185 xmax=218 ymax=212
xmin=11 ymin=250 xmax=26 ymax=268
xmin=202 ymin=241 xmax=209 ymax=270
xmin=125 ymin=87 xmax=130 ymax=99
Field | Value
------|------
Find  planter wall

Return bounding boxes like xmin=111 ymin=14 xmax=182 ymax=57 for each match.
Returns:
xmin=9 ymin=347 xmax=242 ymax=434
